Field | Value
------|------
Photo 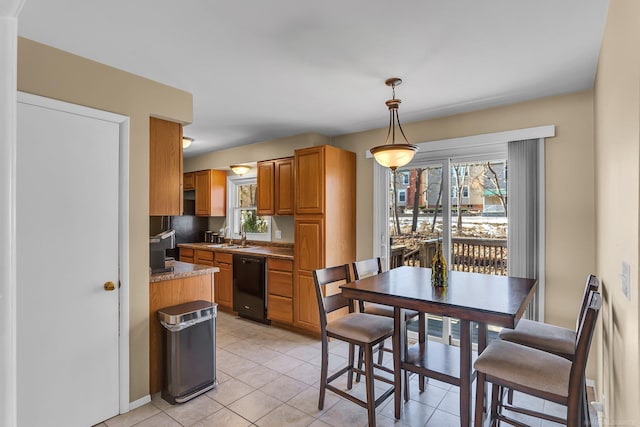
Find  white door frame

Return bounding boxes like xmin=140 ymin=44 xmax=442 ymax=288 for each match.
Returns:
xmin=16 ymin=92 xmax=131 ymax=414
xmin=370 ymin=125 xmax=553 ymax=321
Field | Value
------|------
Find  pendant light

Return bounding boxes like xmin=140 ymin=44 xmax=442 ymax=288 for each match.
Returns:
xmin=369 ymin=78 xmax=418 ymax=170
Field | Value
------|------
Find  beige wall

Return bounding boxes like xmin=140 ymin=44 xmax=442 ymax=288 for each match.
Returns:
xmin=17 ymin=38 xmax=193 ymax=402
xmin=594 ymin=0 xmax=640 ymax=424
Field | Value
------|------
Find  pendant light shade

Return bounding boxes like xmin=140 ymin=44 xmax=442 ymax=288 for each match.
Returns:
xmin=370 ymin=144 xmax=418 ymax=169
xmin=369 ymin=78 xmax=418 ymax=170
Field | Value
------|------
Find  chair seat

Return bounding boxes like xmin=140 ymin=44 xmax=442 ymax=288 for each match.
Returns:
xmin=499 ymin=318 xmax=576 ymax=358
xmin=474 ymin=340 xmax=571 ymax=398
xmin=327 ymin=312 xmax=394 ymax=343
xmin=363 ymin=302 xmax=419 ymax=321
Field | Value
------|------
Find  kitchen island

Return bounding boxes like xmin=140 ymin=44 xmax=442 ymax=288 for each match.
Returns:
xmin=149 ymin=260 xmax=219 ymax=395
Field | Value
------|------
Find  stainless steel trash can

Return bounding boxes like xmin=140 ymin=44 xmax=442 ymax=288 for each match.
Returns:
xmin=158 ymin=300 xmax=217 ymax=404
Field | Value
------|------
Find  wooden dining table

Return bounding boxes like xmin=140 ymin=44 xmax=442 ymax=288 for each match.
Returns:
xmin=340 ymin=266 xmax=537 ymax=427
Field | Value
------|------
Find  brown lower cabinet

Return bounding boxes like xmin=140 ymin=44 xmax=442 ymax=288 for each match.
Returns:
xmin=179 ymin=247 xmax=194 ymax=263
xmin=194 ymin=249 xmax=214 ymax=266
xmin=149 ymin=273 xmax=214 ymax=395
xmin=214 ymin=252 xmax=233 ymax=310
xmin=267 ymin=258 xmax=293 ymax=324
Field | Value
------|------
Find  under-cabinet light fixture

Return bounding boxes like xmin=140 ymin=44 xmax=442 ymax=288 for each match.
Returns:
xmin=230 ymin=164 xmax=251 ymax=175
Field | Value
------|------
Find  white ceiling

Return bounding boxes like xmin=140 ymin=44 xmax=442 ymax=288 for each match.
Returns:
xmin=18 ymin=1 xmax=609 ymax=158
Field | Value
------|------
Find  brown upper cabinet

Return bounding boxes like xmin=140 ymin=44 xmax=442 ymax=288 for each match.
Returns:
xmin=149 ymin=117 xmax=183 ymax=216
xmin=195 ymin=169 xmax=227 ymax=216
xmin=295 ymin=148 xmax=324 ymax=215
xmin=257 ymin=157 xmax=294 ymax=216
xmin=183 ymin=171 xmax=195 ymax=191
xmin=257 ymin=161 xmax=275 ymax=215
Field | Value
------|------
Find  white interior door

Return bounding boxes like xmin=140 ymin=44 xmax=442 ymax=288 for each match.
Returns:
xmin=17 ymin=97 xmax=121 ymax=426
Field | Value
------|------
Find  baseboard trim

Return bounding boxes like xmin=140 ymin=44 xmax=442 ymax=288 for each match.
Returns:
xmin=128 ymin=395 xmax=151 ymax=412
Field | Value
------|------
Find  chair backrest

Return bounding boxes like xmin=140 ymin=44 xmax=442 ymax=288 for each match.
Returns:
xmin=567 ymin=291 xmax=601 ymax=423
xmin=352 ymin=257 xmax=382 ymax=280
xmin=390 ymin=246 xmax=405 ymax=269
xmin=313 ymin=264 xmax=353 ymax=331
xmin=352 ymin=258 xmax=383 ymax=313
xmin=575 ymin=274 xmax=600 ymax=330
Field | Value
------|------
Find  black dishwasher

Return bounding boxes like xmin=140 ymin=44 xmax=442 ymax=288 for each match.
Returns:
xmin=233 ymin=254 xmax=269 ymax=324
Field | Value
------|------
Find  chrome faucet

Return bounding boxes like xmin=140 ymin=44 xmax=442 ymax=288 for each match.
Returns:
xmin=223 ymin=226 xmax=233 ymax=245
xmin=239 ymin=227 xmax=247 ymax=247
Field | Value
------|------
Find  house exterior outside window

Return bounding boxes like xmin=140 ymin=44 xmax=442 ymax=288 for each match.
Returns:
xmin=397 ymin=189 xmax=407 ymax=206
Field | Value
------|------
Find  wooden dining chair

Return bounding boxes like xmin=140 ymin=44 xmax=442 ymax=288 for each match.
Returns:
xmin=313 ymin=264 xmax=395 ymax=427
xmin=473 ymin=291 xmax=601 ymax=427
xmin=499 ymin=274 xmax=599 ymax=415
xmin=499 ymin=274 xmax=599 ymax=358
xmin=352 ymin=257 xmax=427 ymax=395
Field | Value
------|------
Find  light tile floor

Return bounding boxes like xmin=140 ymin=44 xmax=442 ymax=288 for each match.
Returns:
xmin=98 ymin=311 xmax=585 ymax=427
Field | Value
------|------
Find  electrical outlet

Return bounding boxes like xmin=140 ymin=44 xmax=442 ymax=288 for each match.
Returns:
xmin=275 ymin=230 xmax=282 ymax=240
xmin=621 ymin=261 xmax=631 ymax=300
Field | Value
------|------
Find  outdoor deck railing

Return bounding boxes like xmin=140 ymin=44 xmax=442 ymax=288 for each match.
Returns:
xmin=395 ymin=237 xmax=508 ymax=275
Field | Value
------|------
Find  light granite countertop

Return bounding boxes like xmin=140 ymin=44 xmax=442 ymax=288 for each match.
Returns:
xmin=150 ymin=260 xmax=219 ymax=283
xmin=178 ymin=242 xmax=294 ymax=260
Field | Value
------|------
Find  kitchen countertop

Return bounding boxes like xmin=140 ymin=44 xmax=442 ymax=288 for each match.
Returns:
xmin=150 ymin=260 xmax=219 ymax=283
xmin=178 ymin=242 xmax=294 ymax=260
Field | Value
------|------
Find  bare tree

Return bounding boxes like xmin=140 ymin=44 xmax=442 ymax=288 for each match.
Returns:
xmin=391 ymin=170 xmax=401 ymax=235
xmin=484 ymin=162 xmax=507 ymax=216
xmin=410 ymin=168 xmax=424 ymax=232
xmin=452 ymin=164 xmax=466 ymax=233
xmin=431 ymin=178 xmax=442 ymax=234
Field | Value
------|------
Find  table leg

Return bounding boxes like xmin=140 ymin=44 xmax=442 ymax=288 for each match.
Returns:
xmin=393 ymin=307 xmax=404 ymax=419
xmin=459 ymin=319 xmax=472 ymax=427
xmin=475 ymin=323 xmax=488 ymax=422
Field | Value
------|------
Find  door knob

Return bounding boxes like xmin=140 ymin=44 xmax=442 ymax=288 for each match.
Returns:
xmin=104 ymin=281 xmax=116 ymax=291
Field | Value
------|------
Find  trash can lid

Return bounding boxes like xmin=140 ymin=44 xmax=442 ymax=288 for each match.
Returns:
xmin=157 ymin=300 xmax=217 ymax=325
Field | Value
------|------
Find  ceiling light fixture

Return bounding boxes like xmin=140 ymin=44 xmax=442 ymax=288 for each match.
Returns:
xmin=369 ymin=78 xmax=418 ymax=170
xmin=230 ymin=164 xmax=251 ymax=175
xmin=182 ymin=136 xmax=194 ymax=149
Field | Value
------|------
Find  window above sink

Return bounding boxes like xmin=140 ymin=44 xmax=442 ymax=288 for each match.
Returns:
xmin=227 ymin=175 xmax=272 ymax=242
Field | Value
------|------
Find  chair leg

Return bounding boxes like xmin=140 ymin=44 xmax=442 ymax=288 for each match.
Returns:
xmin=377 ymin=341 xmax=385 ymax=365
xmin=347 ymin=343 xmax=355 ymax=389
xmin=490 ymin=383 xmax=500 ymax=421
xmin=474 ymin=372 xmax=485 ymax=427
xmin=318 ymin=336 xmax=329 ymax=410
xmin=404 ymin=369 xmax=410 ymax=402
xmin=364 ymin=344 xmax=377 ymax=427
xmin=418 ymin=313 xmax=426 ymax=392
xmin=355 ymin=346 xmax=364 ymax=383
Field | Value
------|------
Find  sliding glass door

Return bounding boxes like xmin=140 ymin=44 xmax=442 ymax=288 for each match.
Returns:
xmin=387 ymin=155 xmax=508 ymax=346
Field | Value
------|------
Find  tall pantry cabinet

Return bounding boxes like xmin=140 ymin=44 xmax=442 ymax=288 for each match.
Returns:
xmin=293 ymin=145 xmax=356 ymax=333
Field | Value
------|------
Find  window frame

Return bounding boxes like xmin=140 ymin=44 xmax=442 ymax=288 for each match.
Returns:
xmin=397 ymin=189 xmax=407 ymax=204
xmin=226 ymin=175 xmax=272 ymax=242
